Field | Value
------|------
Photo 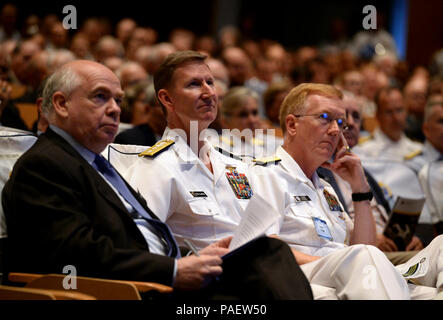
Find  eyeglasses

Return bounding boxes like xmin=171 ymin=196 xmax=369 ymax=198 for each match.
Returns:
xmin=294 ymin=113 xmax=349 ymax=131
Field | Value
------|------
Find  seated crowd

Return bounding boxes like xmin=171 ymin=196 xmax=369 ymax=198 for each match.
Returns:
xmin=0 ymin=3 xmax=443 ymax=300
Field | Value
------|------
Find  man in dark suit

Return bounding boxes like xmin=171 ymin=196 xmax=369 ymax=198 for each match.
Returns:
xmin=1 ymin=60 xmax=312 ymax=299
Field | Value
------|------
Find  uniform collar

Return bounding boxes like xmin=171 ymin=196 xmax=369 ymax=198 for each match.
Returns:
xmin=424 ymin=140 xmax=441 ymax=161
xmin=276 ymin=145 xmax=323 ymax=189
xmin=162 ymin=127 xmax=200 ymax=164
xmin=374 ymin=127 xmax=406 ymax=145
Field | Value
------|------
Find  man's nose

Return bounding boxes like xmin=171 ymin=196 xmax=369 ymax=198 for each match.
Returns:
xmin=108 ymin=99 xmax=121 ymax=118
xmin=328 ymin=119 xmax=341 ymax=135
xmin=202 ymin=82 xmax=215 ymax=97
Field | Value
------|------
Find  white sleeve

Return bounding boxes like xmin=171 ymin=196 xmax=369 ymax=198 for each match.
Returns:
xmin=124 ymin=157 xmax=175 ymax=222
xmin=249 ymin=165 xmax=286 ymax=234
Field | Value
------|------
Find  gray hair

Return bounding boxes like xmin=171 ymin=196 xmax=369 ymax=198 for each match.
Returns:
xmin=221 ymin=86 xmax=259 ymax=118
xmin=41 ymin=65 xmax=81 ymax=118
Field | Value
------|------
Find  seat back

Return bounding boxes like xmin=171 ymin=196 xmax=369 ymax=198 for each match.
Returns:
xmin=0 ymin=284 xmax=96 ymax=300
xmin=14 ymin=103 xmax=38 ymax=131
xmin=24 ymin=274 xmax=142 ymax=300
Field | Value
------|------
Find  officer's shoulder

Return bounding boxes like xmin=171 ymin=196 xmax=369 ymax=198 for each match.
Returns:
xmin=252 ymin=155 xmax=281 ymax=166
xmin=213 ymin=146 xmax=242 ymax=161
xmin=404 ymin=149 xmax=423 ymax=161
xmin=357 ymin=134 xmax=373 ymax=145
xmin=138 ymin=139 xmax=175 ymax=158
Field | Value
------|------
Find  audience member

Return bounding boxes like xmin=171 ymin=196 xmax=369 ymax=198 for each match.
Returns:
xmin=403 ymin=76 xmax=428 ymax=142
xmin=0 ymin=4 xmax=20 ymax=42
xmin=115 ymin=81 xmax=166 ymax=146
xmin=115 ymin=18 xmax=137 ymax=50
xmin=116 ymin=61 xmax=148 ymax=90
xmin=122 ymin=51 xmax=419 ymax=300
xmin=353 ymin=86 xmax=423 ymax=161
xmin=316 ymin=91 xmax=424 ymax=259
xmin=263 ymin=79 xmax=292 ymax=137
xmin=1 ymin=59 xmax=313 ymax=300
xmin=251 ymin=83 xmax=443 ymax=299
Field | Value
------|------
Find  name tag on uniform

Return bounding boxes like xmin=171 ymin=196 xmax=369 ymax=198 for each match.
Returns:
xmin=294 ymin=195 xmax=311 ymax=202
xmin=312 ymin=217 xmax=333 ymax=241
xmin=190 ymin=191 xmax=208 ymax=198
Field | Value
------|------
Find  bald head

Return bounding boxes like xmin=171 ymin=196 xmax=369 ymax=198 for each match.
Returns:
xmin=42 ymin=60 xmax=120 ymax=118
xmin=404 ymin=77 xmax=428 ymax=117
xmin=43 ymin=60 xmax=123 ymax=153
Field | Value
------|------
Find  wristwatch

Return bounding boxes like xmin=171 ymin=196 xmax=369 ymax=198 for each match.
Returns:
xmin=352 ymin=191 xmax=373 ymax=202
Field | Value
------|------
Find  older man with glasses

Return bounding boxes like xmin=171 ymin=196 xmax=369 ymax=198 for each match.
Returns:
xmin=251 ymin=83 xmax=443 ymax=299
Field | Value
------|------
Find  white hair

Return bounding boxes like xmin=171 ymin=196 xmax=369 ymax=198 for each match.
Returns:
xmin=41 ymin=65 xmax=81 ymax=118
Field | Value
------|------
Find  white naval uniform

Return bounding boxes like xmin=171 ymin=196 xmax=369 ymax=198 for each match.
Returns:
xmin=353 ymin=128 xmax=423 ymax=161
xmin=419 ymin=160 xmax=443 ymax=224
xmin=406 ymin=141 xmax=441 ymax=174
xmin=124 ymin=127 xmax=269 ymax=250
xmin=252 ymin=146 xmax=354 ymax=257
xmin=407 ymin=141 xmax=443 ymax=225
xmin=251 ymin=145 xmax=443 ymax=299
xmin=0 ymin=126 xmax=37 ymax=238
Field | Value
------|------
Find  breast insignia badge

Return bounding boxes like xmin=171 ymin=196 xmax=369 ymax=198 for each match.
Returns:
xmin=323 ymin=189 xmax=343 ymax=213
xmin=225 ymin=166 xmax=253 ymax=199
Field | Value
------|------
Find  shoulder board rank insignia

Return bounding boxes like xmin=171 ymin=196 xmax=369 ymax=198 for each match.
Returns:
xmin=225 ymin=166 xmax=253 ymax=199
xmin=214 ymin=147 xmax=242 ymax=160
xmin=253 ymin=156 xmax=281 ymax=166
xmin=252 ymin=138 xmax=264 ymax=146
xmin=358 ymin=135 xmax=373 ymax=145
xmin=404 ymin=149 xmax=423 ymax=160
xmin=138 ymin=139 xmax=175 ymax=157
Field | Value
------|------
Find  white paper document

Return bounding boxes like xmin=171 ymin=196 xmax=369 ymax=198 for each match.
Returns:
xmin=229 ymin=193 xmax=281 ymax=251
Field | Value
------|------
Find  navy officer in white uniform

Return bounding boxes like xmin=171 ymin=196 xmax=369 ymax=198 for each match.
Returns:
xmin=251 ymin=83 xmax=443 ymax=299
xmin=123 ymin=51 xmax=417 ymax=299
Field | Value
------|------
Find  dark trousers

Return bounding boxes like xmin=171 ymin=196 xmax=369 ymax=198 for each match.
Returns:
xmin=171 ymin=237 xmax=313 ymax=300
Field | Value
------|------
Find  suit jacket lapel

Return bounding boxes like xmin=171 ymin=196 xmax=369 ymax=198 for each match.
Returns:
xmin=43 ymin=129 xmax=156 ymax=246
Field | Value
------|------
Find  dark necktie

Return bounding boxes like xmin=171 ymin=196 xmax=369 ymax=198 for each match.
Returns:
xmin=93 ymin=154 xmax=179 ymax=258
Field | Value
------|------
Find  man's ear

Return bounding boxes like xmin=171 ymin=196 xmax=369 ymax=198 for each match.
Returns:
xmin=52 ymin=91 xmax=69 ymax=118
xmin=285 ymin=114 xmax=298 ymax=137
xmin=157 ymin=89 xmax=173 ymax=113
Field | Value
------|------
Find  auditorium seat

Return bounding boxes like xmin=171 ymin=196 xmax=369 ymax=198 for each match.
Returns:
xmin=8 ymin=272 xmax=173 ymax=300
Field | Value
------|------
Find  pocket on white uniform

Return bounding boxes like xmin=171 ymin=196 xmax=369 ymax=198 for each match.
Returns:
xmin=187 ymin=198 xmax=220 ymax=216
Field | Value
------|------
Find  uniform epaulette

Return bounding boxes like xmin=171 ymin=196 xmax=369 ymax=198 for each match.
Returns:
xmin=358 ymin=135 xmax=373 ymax=145
xmin=220 ymin=136 xmax=234 ymax=147
xmin=138 ymin=139 xmax=175 ymax=157
xmin=252 ymin=138 xmax=264 ymax=146
xmin=214 ymin=146 xmax=242 ymax=160
xmin=404 ymin=149 xmax=423 ymax=160
xmin=253 ymin=156 xmax=281 ymax=166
